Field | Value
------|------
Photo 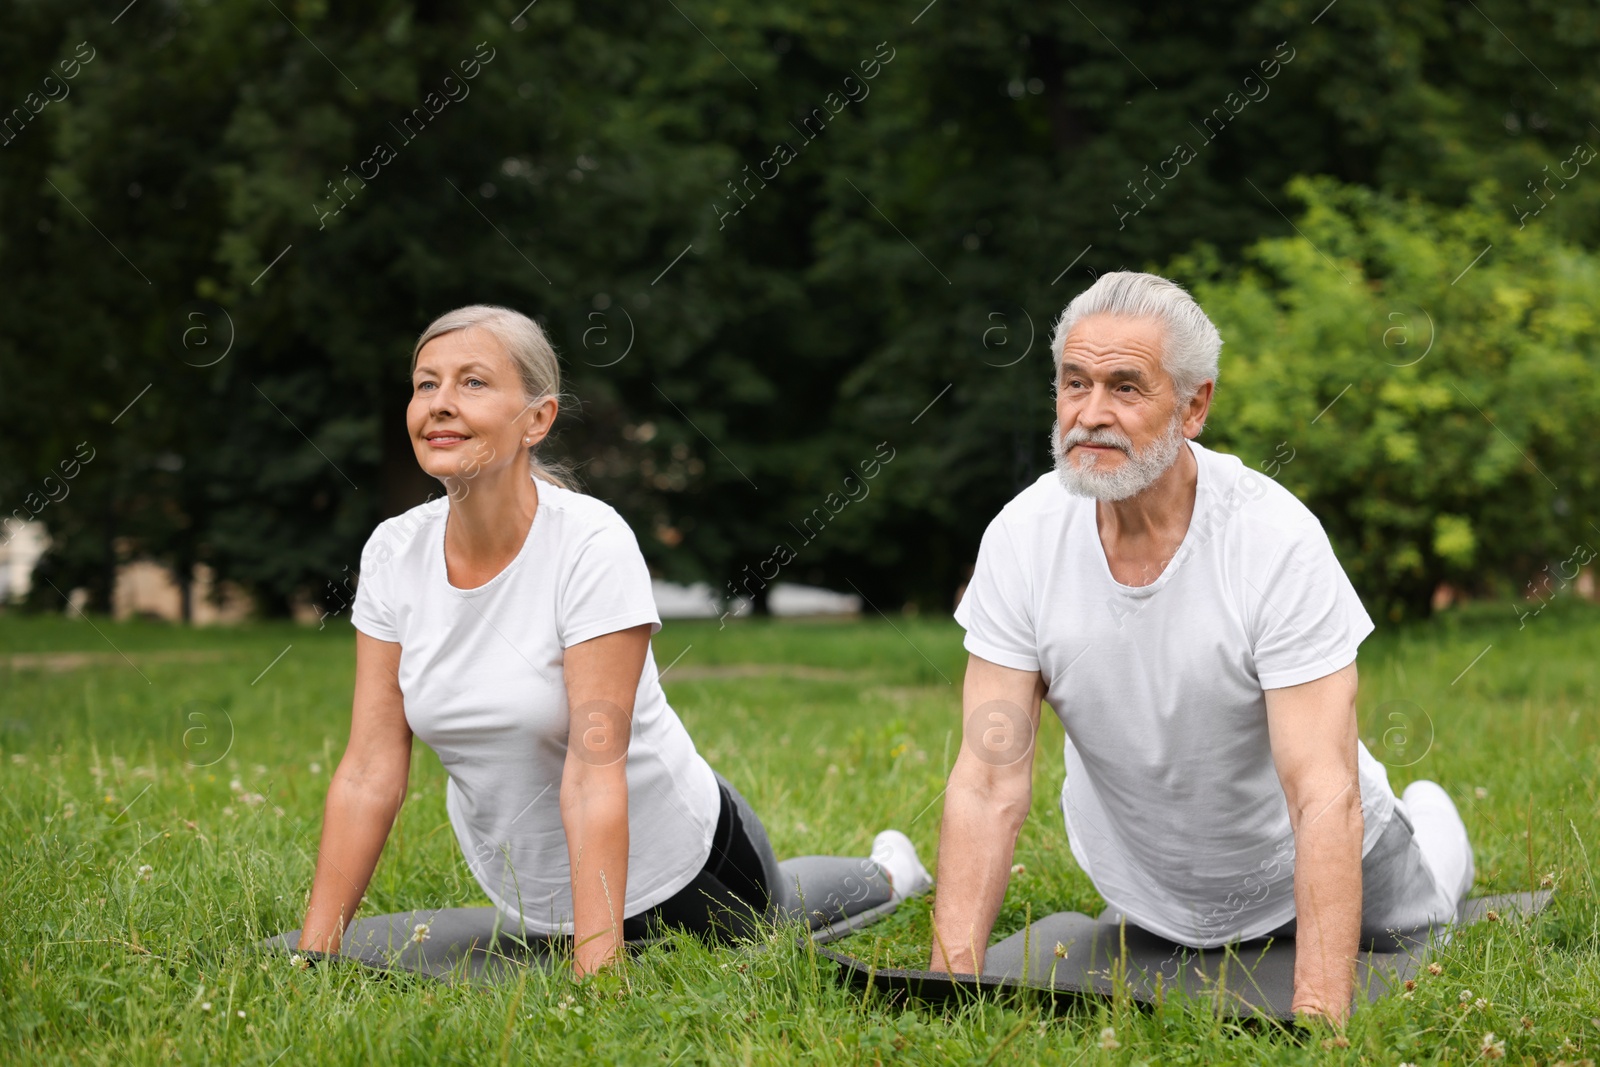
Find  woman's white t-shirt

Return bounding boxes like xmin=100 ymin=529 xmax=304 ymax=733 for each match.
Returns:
xmin=349 ymin=476 xmax=720 ymax=936
xmin=954 ymin=440 xmax=1395 ymax=948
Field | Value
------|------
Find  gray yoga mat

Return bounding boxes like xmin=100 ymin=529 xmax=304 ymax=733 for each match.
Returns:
xmin=259 ymin=882 xmax=900 ymax=984
xmin=820 ymin=891 xmax=1553 ymax=1022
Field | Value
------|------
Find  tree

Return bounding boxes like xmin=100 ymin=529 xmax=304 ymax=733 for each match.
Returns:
xmin=1192 ymin=177 xmax=1600 ymax=620
xmin=3 ymin=0 xmax=1597 ymax=617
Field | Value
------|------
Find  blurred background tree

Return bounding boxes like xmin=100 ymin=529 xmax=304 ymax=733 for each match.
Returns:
xmin=1190 ymin=177 xmax=1600 ymax=621
xmin=2 ymin=0 xmax=1596 ymax=620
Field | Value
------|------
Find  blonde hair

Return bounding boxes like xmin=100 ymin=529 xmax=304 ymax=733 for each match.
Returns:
xmin=411 ymin=304 xmax=579 ymax=491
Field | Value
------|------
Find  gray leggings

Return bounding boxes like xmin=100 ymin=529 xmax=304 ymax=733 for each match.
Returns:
xmin=620 ymin=771 xmax=895 ymax=944
xmin=1266 ymin=780 xmax=1475 ymax=950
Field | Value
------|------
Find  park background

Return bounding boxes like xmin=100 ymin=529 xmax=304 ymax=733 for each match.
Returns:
xmin=2 ymin=1 xmax=1599 ymax=1064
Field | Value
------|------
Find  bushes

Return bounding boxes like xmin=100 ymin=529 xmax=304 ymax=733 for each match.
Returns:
xmin=1185 ymin=177 xmax=1600 ymax=619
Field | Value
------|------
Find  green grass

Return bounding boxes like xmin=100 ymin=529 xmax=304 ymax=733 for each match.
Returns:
xmin=1 ymin=601 xmax=1597 ymax=1064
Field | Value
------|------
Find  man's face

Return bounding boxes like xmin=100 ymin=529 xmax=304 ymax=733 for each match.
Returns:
xmin=1052 ymin=313 xmax=1203 ymax=501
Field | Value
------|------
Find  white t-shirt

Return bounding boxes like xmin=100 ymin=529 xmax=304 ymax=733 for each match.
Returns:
xmin=954 ymin=440 xmax=1395 ymax=947
xmin=349 ymin=476 xmax=720 ymax=936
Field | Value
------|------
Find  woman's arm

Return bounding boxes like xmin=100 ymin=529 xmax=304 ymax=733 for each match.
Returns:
xmin=298 ymin=631 xmax=413 ymax=953
xmin=560 ymin=623 xmax=650 ymax=977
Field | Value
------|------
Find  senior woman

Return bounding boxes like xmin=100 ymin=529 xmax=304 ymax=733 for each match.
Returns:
xmin=297 ymin=305 xmax=930 ymax=975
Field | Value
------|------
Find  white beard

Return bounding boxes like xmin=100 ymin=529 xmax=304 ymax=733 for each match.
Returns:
xmin=1052 ymin=413 xmax=1185 ymax=501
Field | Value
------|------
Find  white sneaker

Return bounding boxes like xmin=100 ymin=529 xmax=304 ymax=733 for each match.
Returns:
xmin=1401 ymin=780 xmax=1476 ymax=911
xmin=871 ymin=829 xmax=933 ymax=902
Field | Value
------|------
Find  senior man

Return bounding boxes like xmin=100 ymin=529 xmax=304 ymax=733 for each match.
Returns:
xmin=929 ymin=271 xmax=1474 ymax=1023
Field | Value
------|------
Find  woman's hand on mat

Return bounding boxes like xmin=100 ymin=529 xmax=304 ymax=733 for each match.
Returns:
xmin=295 ymin=923 xmax=341 ymax=955
xmin=571 ymin=929 xmax=623 ymax=979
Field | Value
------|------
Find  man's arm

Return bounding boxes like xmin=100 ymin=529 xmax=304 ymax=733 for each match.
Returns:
xmin=928 ymin=653 xmax=1045 ymax=974
xmin=560 ymin=624 xmax=650 ymax=978
xmin=1264 ymin=662 xmax=1364 ymax=1025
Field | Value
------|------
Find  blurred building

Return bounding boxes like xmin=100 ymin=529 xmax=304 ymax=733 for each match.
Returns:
xmin=651 ymin=580 xmax=861 ymax=619
xmin=0 ymin=519 xmax=50 ymax=604
xmin=1 ymin=524 xmax=859 ymax=624
xmin=111 ymin=559 xmax=253 ymax=625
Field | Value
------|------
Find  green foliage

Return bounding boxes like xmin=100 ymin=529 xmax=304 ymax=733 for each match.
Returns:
xmin=2 ymin=0 xmax=1599 ymax=613
xmin=1188 ymin=177 xmax=1600 ymax=620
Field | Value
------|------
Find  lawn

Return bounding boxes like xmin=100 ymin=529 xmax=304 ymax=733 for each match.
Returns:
xmin=1 ymin=601 xmax=1597 ymax=1065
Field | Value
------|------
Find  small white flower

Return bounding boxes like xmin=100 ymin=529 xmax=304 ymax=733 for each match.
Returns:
xmin=239 ymin=792 xmax=266 ymax=808
xmin=1098 ymin=1027 xmax=1119 ymax=1051
xmin=1480 ymin=1031 xmax=1504 ymax=1059
xmin=236 ymin=1010 xmax=246 ymax=1019
xmin=1010 ymin=864 xmax=1026 ymax=876
xmin=1459 ymin=989 xmax=1473 ymax=1002
xmin=1474 ymin=786 xmax=1489 ymax=800
xmin=309 ymin=762 xmax=322 ymax=774
xmin=411 ymin=922 xmax=431 ymax=944
xmin=200 ymin=1002 xmax=212 ymax=1012
xmin=1474 ymin=997 xmax=1488 ymax=1011
xmin=229 ymin=777 xmax=243 ymax=792
xmin=290 ymin=954 xmax=309 ymax=970
xmin=137 ymin=864 xmax=153 ymax=882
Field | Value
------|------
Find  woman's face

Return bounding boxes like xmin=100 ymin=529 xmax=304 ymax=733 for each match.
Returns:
xmin=407 ymin=327 xmax=556 ymax=491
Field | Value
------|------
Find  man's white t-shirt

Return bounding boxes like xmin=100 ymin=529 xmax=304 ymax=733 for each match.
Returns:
xmin=954 ymin=440 xmax=1395 ymax=948
xmin=349 ymin=476 xmax=720 ymax=936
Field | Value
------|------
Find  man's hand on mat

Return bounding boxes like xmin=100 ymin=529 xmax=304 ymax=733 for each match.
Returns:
xmin=1291 ymin=999 xmax=1349 ymax=1029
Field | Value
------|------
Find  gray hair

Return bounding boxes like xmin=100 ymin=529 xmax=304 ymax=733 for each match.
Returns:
xmin=1050 ymin=271 xmax=1221 ymax=400
xmin=411 ymin=304 xmax=579 ymax=491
